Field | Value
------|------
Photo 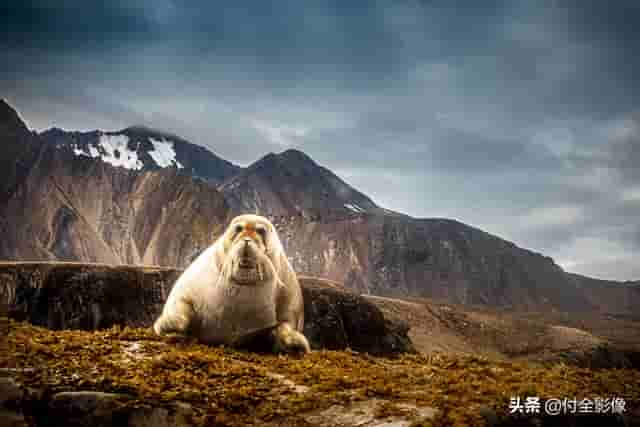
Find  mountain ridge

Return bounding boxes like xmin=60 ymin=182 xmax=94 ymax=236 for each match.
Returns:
xmin=220 ymin=148 xmax=381 ymax=218
xmin=1 ymin=99 xmax=638 ymax=315
xmin=39 ymin=124 xmax=241 ymax=185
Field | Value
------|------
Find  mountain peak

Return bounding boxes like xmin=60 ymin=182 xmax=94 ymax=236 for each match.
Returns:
xmin=120 ymin=125 xmax=183 ymax=141
xmin=40 ymin=127 xmax=68 ymax=136
xmin=278 ymin=148 xmax=315 ymax=163
xmin=125 ymin=124 xmax=154 ymax=132
xmin=252 ymin=149 xmax=318 ymax=170
xmin=222 ymin=147 xmax=379 ymax=218
xmin=0 ymin=99 xmax=29 ymax=135
xmin=39 ymin=124 xmax=240 ymax=183
xmin=122 ymin=124 xmax=162 ymax=134
xmin=1 ymin=99 xmax=23 ymax=122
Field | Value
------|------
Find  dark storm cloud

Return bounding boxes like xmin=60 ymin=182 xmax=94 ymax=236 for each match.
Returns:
xmin=1 ymin=0 xmax=639 ymax=279
xmin=0 ymin=1 xmax=156 ymax=50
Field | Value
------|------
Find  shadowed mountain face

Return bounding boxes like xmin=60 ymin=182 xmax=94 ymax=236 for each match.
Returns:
xmin=0 ymin=100 xmax=42 ymax=204
xmin=0 ymin=99 xmax=638 ymax=313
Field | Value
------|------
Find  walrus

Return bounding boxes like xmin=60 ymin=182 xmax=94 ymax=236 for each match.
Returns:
xmin=153 ymin=214 xmax=310 ymax=354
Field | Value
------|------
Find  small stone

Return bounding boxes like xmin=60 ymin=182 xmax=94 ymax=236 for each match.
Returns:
xmin=478 ymin=405 xmax=498 ymax=426
xmin=0 ymin=377 xmax=23 ymax=407
xmin=127 ymin=406 xmax=171 ymax=427
xmin=127 ymin=401 xmax=195 ymax=427
xmin=48 ymin=391 xmax=130 ymax=426
xmin=303 ymin=399 xmax=437 ymax=427
xmin=0 ymin=409 xmax=28 ymax=427
xmin=0 ymin=378 xmax=27 ymax=427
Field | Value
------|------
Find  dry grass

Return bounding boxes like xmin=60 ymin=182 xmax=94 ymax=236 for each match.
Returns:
xmin=3 ymin=318 xmax=639 ymax=426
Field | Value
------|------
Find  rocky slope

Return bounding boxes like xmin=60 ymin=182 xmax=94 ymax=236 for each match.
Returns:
xmin=219 ymin=149 xmax=383 ymax=218
xmin=215 ymin=146 xmax=628 ymax=313
xmin=0 ymin=102 xmax=231 ymax=267
xmin=567 ymin=273 xmax=640 ymax=318
xmin=272 ymin=215 xmax=596 ymax=312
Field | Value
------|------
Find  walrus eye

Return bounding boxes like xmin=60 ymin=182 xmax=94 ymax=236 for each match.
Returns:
xmin=256 ymin=227 xmax=267 ymax=240
xmin=234 ymin=224 xmax=243 ymax=234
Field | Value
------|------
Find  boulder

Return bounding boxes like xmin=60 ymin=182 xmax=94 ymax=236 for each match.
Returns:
xmin=0 ymin=262 xmax=414 ymax=355
xmin=300 ymin=276 xmax=415 ymax=355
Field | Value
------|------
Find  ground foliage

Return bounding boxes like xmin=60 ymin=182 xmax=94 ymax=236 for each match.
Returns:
xmin=3 ymin=318 xmax=639 ymax=426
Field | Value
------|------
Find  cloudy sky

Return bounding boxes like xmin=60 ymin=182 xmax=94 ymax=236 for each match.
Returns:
xmin=2 ymin=1 xmax=639 ymax=280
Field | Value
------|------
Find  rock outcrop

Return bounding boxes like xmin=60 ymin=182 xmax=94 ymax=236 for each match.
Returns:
xmin=301 ymin=276 xmax=414 ymax=355
xmin=0 ymin=262 xmax=414 ymax=355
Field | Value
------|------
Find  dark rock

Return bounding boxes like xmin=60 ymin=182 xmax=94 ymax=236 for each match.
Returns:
xmin=0 ymin=377 xmax=23 ymax=406
xmin=300 ymin=276 xmax=416 ymax=355
xmin=0 ymin=371 xmax=199 ymax=427
xmin=25 ymin=391 xmax=196 ymax=427
xmin=127 ymin=401 xmax=195 ymax=427
xmin=0 ymin=410 xmax=27 ymax=427
xmin=46 ymin=391 xmax=130 ymax=427
xmin=0 ymin=376 xmax=25 ymax=426
xmin=0 ymin=262 xmax=415 ymax=355
xmin=559 ymin=344 xmax=640 ymax=370
xmin=2 ymin=262 xmax=181 ymax=330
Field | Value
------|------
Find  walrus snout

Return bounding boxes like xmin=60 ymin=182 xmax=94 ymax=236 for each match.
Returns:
xmin=238 ymin=257 xmax=255 ymax=269
xmin=238 ymin=238 xmax=257 ymax=267
xmin=229 ymin=237 xmax=270 ymax=284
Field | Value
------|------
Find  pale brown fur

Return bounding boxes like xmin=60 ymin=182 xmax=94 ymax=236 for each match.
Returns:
xmin=153 ymin=214 xmax=309 ymax=353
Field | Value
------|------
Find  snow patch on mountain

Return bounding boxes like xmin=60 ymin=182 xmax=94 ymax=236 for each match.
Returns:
xmin=148 ymin=137 xmax=183 ymax=169
xmin=72 ymin=134 xmax=143 ymax=170
xmin=344 ymin=203 xmax=366 ymax=213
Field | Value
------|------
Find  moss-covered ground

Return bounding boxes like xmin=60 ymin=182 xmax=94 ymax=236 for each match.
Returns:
xmin=3 ymin=319 xmax=639 ymax=426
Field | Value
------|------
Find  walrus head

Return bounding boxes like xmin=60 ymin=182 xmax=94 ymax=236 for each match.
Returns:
xmin=221 ymin=215 xmax=280 ymax=286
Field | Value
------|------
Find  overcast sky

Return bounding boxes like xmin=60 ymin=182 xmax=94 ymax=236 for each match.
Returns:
xmin=2 ymin=1 xmax=639 ymax=280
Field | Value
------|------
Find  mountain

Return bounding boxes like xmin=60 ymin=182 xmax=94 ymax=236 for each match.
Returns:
xmin=1 ymin=99 xmax=638 ymax=314
xmin=0 ymin=102 xmax=230 ymax=266
xmin=567 ymin=273 xmax=640 ymax=318
xmin=0 ymin=100 xmax=43 ymax=204
xmin=214 ymin=144 xmax=609 ymax=312
xmin=219 ymin=149 xmax=386 ymax=218
xmin=271 ymin=214 xmax=598 ymax=312
xmin=40 ymin=125 xmax=241 ymax=184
